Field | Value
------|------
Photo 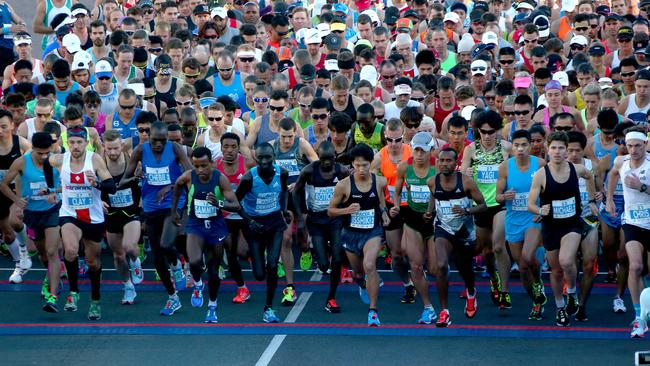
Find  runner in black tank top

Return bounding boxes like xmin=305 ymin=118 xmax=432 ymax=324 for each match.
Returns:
xmin=328 ymin=94 xmax=357 ymax=121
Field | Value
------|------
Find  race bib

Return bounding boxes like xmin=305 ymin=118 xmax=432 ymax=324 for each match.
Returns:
xmin=552 ymin=197 xmax=576 ymax=219
xmin=29 ymin=181 xmax=48 ymax=201
xmin=409 ymin=185 xmax=430 ymax=204
xmin=276 ymin=159 xmax=300 ymax=176
xmin=314 ymin=186 xmax=335 ymax=207
xmin=512 ymin=192 xmax=529 ymax=211
xmin=476 ymin=165 xmax=498 ymax=184
xmin=255 ymin=192 xmax=280 ymax=215
xmin=350 ymin=209 xmax=375 ymax=229
xmin=387 ymin=185 xmax=408 ymax=202
xmin=109 ymin=188 xmax=134 ymax=208
xmin=145 ymin=166 xmax=171 ymax=186
xmin=614 ymin=181 xmax=624 ymax=197
xmin=627 ymin=203 xmax=650 ymax=226
xmin=67 ymin=189 xmax=93 ymax=209
xmin=437 ymin=198 xmax=468 ymax=219
xmin=194 ymin=198 xmax=217 ymax=219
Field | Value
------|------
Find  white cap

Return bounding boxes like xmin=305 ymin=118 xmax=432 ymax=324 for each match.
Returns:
xmin=304 ymin=28 xmax=321 ymax=44
xmin=94 ymin=59 xmax=113 ymax=78
xmin=470 ymin=60 xmax=488 ymax=76
xmin=126 ymin=82 xmax=145 ymax=96
xmin=461 ymin=105 xmax=477 ymax=121
xmin=237 ymin=50 xmax=256 ymax=58
xmin=537 ymin=94 xmax=548 ymax=108
xmin=360 ymin=65 xmax=378 ymax=87
xmin=62 ymin=33 xmax=82 ymax=54
xmin=211 ymin=7 xmax=228 ymax=19
xmin=458 ymin=33 xmax=475 ymax=53
xmin=482 ymin=31 xmax=498 ymax=46
xmin=72 ymin=50 xmax=92 ymax=71
xmin=598 ymin=77 xmax=614 ymax=89
xmin=395 ymin=84 xmax=412 ymax=95
xmin=360 ymin=9 xmax=380 ymax=24
xmin=324 ymin=59 xmax=339 ymax=71
xmin=71 ymin=7 xmax=89 ymax=17
xmin=553 ymin=71 xmax=570 ymax=87
xmin=561 ymin=0 xmax=577 ymax=12
xmin=443 ymin=12 xmax=460 ymax=24
xmin=516 ymin=2 xmax=535 ymax=11
xmin=316 ymin=23 xmax=330 ymax=39
xmin=570 ymin=35 xmax=589 ymax=46
xmin=55 ymin=15 xmax=76 ymax=31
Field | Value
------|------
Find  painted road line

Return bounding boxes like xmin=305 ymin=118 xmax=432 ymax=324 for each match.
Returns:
xmin=256 ymin=271 xmax=322 ymax=366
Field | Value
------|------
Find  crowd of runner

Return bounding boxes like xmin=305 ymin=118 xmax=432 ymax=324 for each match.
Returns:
xmin=3 ymin=0 xmax=650 ymax=337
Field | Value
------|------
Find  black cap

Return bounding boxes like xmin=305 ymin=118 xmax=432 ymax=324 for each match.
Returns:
xmin=278 ymin=59 xmax=293 ymax=72
xmin=606 ymin=13 xmax=624 ymax=22
xmin=474 ymin=1 xmax=489 ymax=12
xmin=618 ymin=26 xmax=634 ymax=40
xmin=596 ymin=5 xmax=611 ymax=16
xmin=193 ymin=4 xmax=210 ymax=15
xmin=323 ymin=33 xmax=341 ymax=51
xmin=403 ymin=9 xmax=419 ymax=19
xmin=134 ymin=47 xmax=148 ymax=63
xmin=470 ymin=9 xmax=484 ymax=23
xmin=589 ymin=44 xmax=606 ymax=56
xmin=384 ymin=6 xmax=399 ymax=25
xmin=299 ymin=64 xmax=316 ymax=81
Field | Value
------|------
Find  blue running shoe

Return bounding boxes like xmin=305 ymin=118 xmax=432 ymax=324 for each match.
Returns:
xmin=171 ymin=263 xmax=186 ymax=291
xmin=418 ymin=307 xmax=438 ymax=324
xmin=359 ymin=285 xmax=370 ymax=305
xmin=191 ymin=283 xmax=204 ymax=308
xmin=205 ymin=305 xmax=218 ymax=323
xmin=263 ymin=308 xmax=280 ymax=323
xmin=160 ymin=296 xmax=182 ymax=316
xmin=368 ymin=309 xmax=381 ymax=327
xmin=78 ymin=257 xmax=89 ymax=278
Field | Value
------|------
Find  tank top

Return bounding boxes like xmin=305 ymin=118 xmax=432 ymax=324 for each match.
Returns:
xmin=379 ymin=144 xmax=412 ymax=206
xmin=203 ymin=126 xmax=232 ymax=161
xmin=42 ymin=0 xmax=72 ymax=51
xmin=216 ymin=154 xmax=245 ymax=220
xmin=440 ymin=52 xmax=457 ymax=73
xmin=574 ymin=88 xmax=585 ymax=111
xmin=21 ymin=151 xmax=60 ymax=212
xmin=156 ymin=77 xmax=178 ymax=108
xmin=91 ymin=83 xmax=119 ymax=117
xmin=241 ymin=165 xmax=282 ymax=217
xmin=0 ymin=135 xmax=21 ymax=185
xmin=624 ymin=94 xmax=650 ymax=126
xmin=59 ymin=152 xmax=104 ymax=224
xmin=187 ymin=170 xmax=224 ymax=221
xmin=289 ymin=108 xmax=312 ymax=130
xmin=102 ymin=154 xmax=140 ymax=215
xmin=25 ymin=118 xmax=64 ymax=141
xmin=405 ymin=160 xmax=436 ymax=212
xmin=306 ymin=125 xmax=330 ymax=146
xmin=558 ymin=16 xmax=572 ymax=41
xmin=353 ymin=122 xmax=384 ymax=153
xmin=578 ymin=158 xmax=595 ymax=219
xmin=593 ymin=134 xmax=617 ymax=162
xmin=51 ymin=81 xmax=80 ymax=106
xmin=141 ymin=141 xmax=185 ymax=212
xmin=327 ymin=94 xmax=357 ymax=121
xmin=621 ymin=155 xmax=650 ymax=230
xmin=505 ymin=156 xmax=538 ymax=227
xmin=112 ymin=66 xmax=137 ymax=90
xmin=255 ymin=113 xmax=278 ymax=147
xmin=471 ymin=140 xmax=503 ymax=207
xmin=543 ymin=106 xmax=570 ymax=126
xmin=432 ymin=99 xmax=459 ymax=134
xmin=344 ymin=174 xmax=381 ymax=232
xmin=111 ymin=109 xmax=142 ymax=140
xmin=213 ymin=72 xmax=246 ymax=111
xmin=305 ymin=162 xmax=345 ymax=224
xmin=434 ymin=172 xmax=474 ymax=236
xmin=274 ymin=137 xmax=307 ymax=184
xmin=540 ymin=163 xmax=581 ymax=225
xmin=0 ymin=2 xmax=13 ymax=49
xmin=611 ymin=50 xmax=622 ymax=69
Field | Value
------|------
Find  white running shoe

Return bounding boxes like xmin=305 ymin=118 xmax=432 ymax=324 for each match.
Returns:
xmin=130 ymin=258 xmax=144 ymax=285
xmin=121 ymin=283 xmax=137 ymax=305
xmin=9 ymin=266 xmax=25 ymax=284
xmin=631 ymin=318 xmax=648 ymax=338
xmin=18 ymin=246 xmax=32 ymax=271
xmin=613 ymin=297 xmax=627 ymax=314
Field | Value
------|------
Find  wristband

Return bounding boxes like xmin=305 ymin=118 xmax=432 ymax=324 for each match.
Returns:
xmin=2 ymin=25 xmax=10 ymax=35
xmin=641 ymin=184 xmax=647 ymax=193
xmin=538 ymin=207 xmax=542 ymax=215
xmin=588 ymin=199 xmax=598 ymax=204
xmin=381 ymin=207 xmax=388 ymax=214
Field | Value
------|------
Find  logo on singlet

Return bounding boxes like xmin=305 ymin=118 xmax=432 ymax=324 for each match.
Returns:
xmin=352 ymin=195 xmax=362 ymax=198
xmin=369 ymin=192 xmax=376 ymax=198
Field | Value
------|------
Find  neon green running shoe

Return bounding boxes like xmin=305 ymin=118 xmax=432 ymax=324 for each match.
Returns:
xmin=138 ymin=242 xmax=147 ymax=262
xmin=378 ymin=245 xmax=388 ymax=258
xmin=41 ymin=275 xmax=50 ymax=298
xmin=43 ymin=294 xmax=58 ymax=313
xmin=300 ymin=251 xmax=313 ymax=271
xmin=277 ymin=261 xmax=286 ymax=278
xmin=64 ymin=291 xmax=79 ymax=312
xmin=155 ymin=270 xmax=161 ymax=281
xmin=88 ymin=301 xmax=101 ymax=320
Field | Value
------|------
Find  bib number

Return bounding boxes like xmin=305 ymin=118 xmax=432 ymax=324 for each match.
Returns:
xmin=409 ymin=185 xmax=430 ymax=204
xmin=628 ymin=203 xmax=650 ymax=226
xmin=476 ymin=165 xmax=498 ymax=184
xmin=68 ymin=189 xmax=93 ymax=209
xmin=512 ymin=192 xmax=529 ymax=211
xmin=29 ymin=182 xmax=48 ymax=201
xmin=552 ymin=197 xmax=576 ymax=219
xmin=109 ymin=188 xmax=134 ymax=208
xmin=276 ymin=159 xmax=300 ymax=176
xmin=145 ymin=166 xmax=171 ymax=186
xmin=314 ymin=186 xmax=335 ymax=207
xmin=350 ymin=209 xmax=375 ymax=229
xmin=388 ymin=185 xmax=408 ymax=202
xmin=194 ymin=199 xmax=217 ymax=219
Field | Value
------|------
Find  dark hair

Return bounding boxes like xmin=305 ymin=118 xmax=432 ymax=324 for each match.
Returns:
xmin=52 ymin=59 xmax=71 ymax=79
xmin=191 ymin=146 xmax=212 ymax=161
xmin=43 ymin=121 xmax=61 ymax=137
xmin=278 ymin=117 xmax=296 ymax=131
xmin=549 ymin=112 xmax=575 ymax=128
xmin=13 ymin=59 xmax=32 ymax=73
xmin=475 ymin=110 xmax=503 ymax=131
xmin=567 ymin=130 xmax=587 ymax=149
xmin=620 ymin=56 xmax=639 ymax=69
xmin=136 ymin=111 xmax=157 ymax=126
xmin=270 ymin=89 xmax=289 ymax=101
xmin=498 ymin=46 xmax=515 ymax=57
xmin=310 ymin=97 xmax=328 ymax=110
xmin=400 ymin=106 xmax=423 ymax=124
xmin=0 ymin=109 xmax=12 ymax=122
xmin=534 ymin=67 xmax=551 ymax=80
xmin=357 ymin=103 xmax=375 ymax=117
xmin=32 ymin=132 xmax=54 ymax=149
xmin=547 ymin=131 xmax=569 ymax=146
xmin=415 ymin=49 xmax=435 ymax=67
xmin=221 ymin=131 xmax=240 ymax=145
xmin=597 ymin=109 xmax=619 ymax=130
xmin=514 ymin=94 xmax=533 ymax=107
xmin=529 ymin=123 xmax=546 ymax=137
xmin=439 ymin=146 xmax=458 ymax=159
xmin=349 ymin=142 xmax=374 ymax=162
xmin=64 ymin=105 xmax=83 ymax=122
xmin=4 ymin=93 xmax=25 ymax=107
xmin=216 ymin=95 xmax=238 ymax=111
xmin=512 ymin=129 xmax=532 ymax=142
xmin=448 ymin=115 xmax=469 ymax=130
xmin=328 ymin=111 xmax=353 ymax=132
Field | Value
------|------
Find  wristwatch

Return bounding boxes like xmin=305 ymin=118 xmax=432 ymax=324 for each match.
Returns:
xmin=641 ymin=184 xmax=647 ymax=193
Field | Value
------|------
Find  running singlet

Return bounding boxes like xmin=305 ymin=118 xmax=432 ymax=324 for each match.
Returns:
xmin=379 ymin=144 xmax=412 ymax=206
xmin=141 ymin=141 xmax=186 ymax=213
xmin=434 ymin=172 xmax=475 ymax=238
xmin=21 ymin=151 xmax=61 ymax=212
xmin=305 ymin=162 xmax=346 ymax=224
xmin=624 ymin=94 xmax=650 ymax=126
xmin=621 ymin=155 xmax=650 ymax=230
xmin=274 ymin=137 xmax=308 ymax=184
xmin=0 ymin=135 xmax=21 ymax=186
xmin=471 ymin=140 xmax=504 ymax=207
xmin=353 ymin=122 xmax=384 ymax=153
xmin=102 ymin=155 xmax=141 ymax=215
xmin=216 ymin=154 xmax=246 ymax=220
xmin=593 ymin=135 xmax=617 ymax=161
xmin=540 ymin=163 xmax=581 ymax=225
xmin=213 ymin=72 xmax=246 ymax=112
xmin=343 ymin=174 xmax=381 ymax=231
xmin=187 ymin=170 xmax=224 ymax=221
xmin=59 ymin=152 xmax=104 ymax=224
xmin=241 ymin=165 xmax=283 ymax=217
xmin=254 ymin=113 xmax=278 ymax=147
xmin=578 ymin=159 xmax=595 ymax=219
xmin=505 ymin=156 xmax=538 ymax=226
xmin=111 ymin=109 xmax=142 ymax=140
xmin=405 ymin=160 xmax=436 ymax=213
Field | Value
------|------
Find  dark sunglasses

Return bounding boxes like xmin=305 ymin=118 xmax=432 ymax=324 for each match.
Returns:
xmin=523 ymin=38 xmax=538 ymax=44
xmin=148 ymin=47 xmax=162 ymax=53
xmin=381 ymin=74 xmax=397 ymax=79
xmin=600 ymin=128 xmax=616 ymax=135
xmin=575 ymin=27 xmax=588 ymax=32
xmin=239 ymin=57 xmax=255 ymax=63
xmin=85 ymin=103 xmax=99 ymax=109
xmin=269 ymin=105 xmax=285 ymax=111
xmin=253 ymin=97 xmax=269 ymax=103
xmin=312 ymin=113 xmax=328 ymax=120
xmin=621 ymin=71 xmax=636 ymax=77
xmin=411 ymin=97 xmax=425 ymax=102
xmin=120 ymin=104 xmax=136 ymax=110
xmin=218 ymin=67 xmax=234 ymax=72
xmin=513 ymin=110 xmax=530 ymax=116
xmin=208 ymin=116 xmax=223 ymax=122
xmin=202 ymin=34 xmax=218 ymax=39
xmin=554 ymin=126 xmax=573 ymax=131
xmin=276 ymin=31 xmax=289 ymax=37
xmin=175 ymin=100 xmax=192 ymax=106
xmin=504 ymin=111 xmax=515 ymax=116
xmin=386 ymin=136 xmax=403 ymax=143
xmin=479 ymin=128 xmax=497 ymax=135
xmin=98 ymin=76 xmax=112 ymax=81
xmin=138 ymin=127 xmax=150 ymax=134
xmin=499 ymin=59 xmax=514 ymax=65
xmin=570 ymin=44 xmax=586 ymax=51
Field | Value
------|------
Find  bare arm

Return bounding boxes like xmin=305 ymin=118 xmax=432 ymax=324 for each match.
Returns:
xmin=0 ymin=158 xmax=26 ymax=207
xmin=119 ymin=145 xmax=143 ymax=188
xmin=300 ymin=138 xmax=318 ymax=162
xmin=170 ymin=171 xmax=191 ymax=225
xmin=528 ymin=169 xmax=546 ymax=216
xmin=494 ymin=160 xmax=509 ymax=204
xmin=327 ymin=179 xmax=352 ymax=217
xmin=33 ymin=1 xmax=53 ymax=35
xmin=463 ymin=175 xmax=487 ymax=214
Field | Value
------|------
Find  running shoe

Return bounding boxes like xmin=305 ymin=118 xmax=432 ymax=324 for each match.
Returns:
xmin=18 ymin=245 xmax=32 ymax=271
xmin=138 ymin=242 xmax=147 ymax=262
xmin=205 ymin=305 xmax=218 ymax=323
xmin=218 ymin=266 xmax=226 ymax=280
xmin=171 ymin=263 xmax=186 ymax=291
xmin=367 ymin=309 xmax=381 ymax=327
xmin=555 ymin=307 xmax=570 ymax=327
xmin=631 ymin=318 xmax=648 ymax=338
xmin=263 ymin=308 xmax=280 ymax=323
xmin=78 ymin=257 xmax=88 ymax=278
xmin=418 ymin=307 xmax=438 ymax=324
xmin=186 ymin=274 xmax=195 ymax=289
xmin=41 ymin=275 xmax=50 ymax=298
xmin=42 ymin=294 xmax=58 ymax=313
xmin=8 ymin=266 xmax=25 ymax=284
xmin=529 ymin=304 xmax=543 ymax=321
xmin=532 ymin=280 xmax=547 ymax=306
xmin=498 ymin=292 xmax=512 ymax=310
xmin=233 ymin=287 xmax=251 ymax=304
xmin=575 ymin=305 xmax=588 ymax=322
xmin=130 ymin=258 xmax=144 ymax=285
xmin=300 ymin=251 xmax=313 ymax=271
xmin=122 ymin=283 xmax=137 ymax=305
xmin=64 ymin=292 xmax=79 ymax=312
xmin=436 ymin=309 xmax=452 ymax=327
xmin=489 ymin=273 xmax=501 ymax=306
xmin=459 ymin=288 xmax=468 ymax=299
xmin=613 ymin=297 xmax=627 ymax=313
xmin=0 ymin=242 xmax=8 ymax=256
xmin=465 ymin=294 xmax=478 ymax=318
xmin=160 ymin=296 xmax=182 ymax=316
xmin=401 ymin=285 xmax=417 ymax=304
xmin=88 ymin=301 xmax=101 ymax=320
xmin=340 ymin=267 xmax=353 ymax=284
xmin=325 ymin=299 xmax=341 ymax=313
xmin=277 ymin=261 xmax=286 ymax=278
xmin=378 ymin=245 xmax=388 ymax=258
xmin=191 ymin=283 xmax=204 ymax=308
xmin=281 ymin=287 xmax=297 ymax=306
xmin=358 ymin=285 xmax=370 ymax=305
xmin=566 ymin=293 xmax=580 ymax=316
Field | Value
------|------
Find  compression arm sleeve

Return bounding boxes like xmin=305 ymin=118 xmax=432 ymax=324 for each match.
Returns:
xmin=96 ymin=178 xmax=117 ymax=194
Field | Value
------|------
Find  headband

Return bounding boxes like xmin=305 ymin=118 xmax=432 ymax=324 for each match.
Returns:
xmin=626 ymin=131 xmax=648 ymax=142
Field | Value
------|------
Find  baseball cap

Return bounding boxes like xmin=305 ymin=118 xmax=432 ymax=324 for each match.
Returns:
xmin=211 ymin=7 xmax=228 ymax=19
xmin=450 ymin=2 xmax=468 ymax=13
xmin=304 ymin=28 xmax=321 ymax=44
xmin=403 ymin=9 xmax=419 ymax=20
xmin=561 ymin=0 xmax=577 ymax=12
xmin=155 ymin=54 xmax=173 ymax=75
xmin=641 ymin=0 xmax=650 ymax=7
xmin=193 ymin=4 xmax=210 ymax=15
xmin=533 ymin=15 xmax=550 ymax=38
xmin=460 ymin=106 xmax=476 ymax=121
xmin=330 ymin=21 xmax=346 ymax=32
xmin=457 ymin=33 xmax=475 ymax=53
xmin=274 ymin=1 xmax=289 ymax=15
xmin=514 ymin=12 xmax=529 ymax=24
xmin=598 ymin=77 xmax=614 ymax=89
xmin=514 ymin=76 xmax=532 ymax=88
xmin=300 ymin=64 xmax=316 ymax=82
xmin=544 ymin=80 xmax=563 ymax=91
xmin=384 ymin=6 xmax=400 ymax=25
xmin=324 ymin=59 xmax=339 ymax=71
xmin=50 ymin=13 xmax=75 ymax=32
xmin=359 ymin=65 xmax=378 ymax=87
xmin=470 ymin=60 xmax=488 ymax=76
xmin=323 ymin=34 xmax=341 ymax=51
xmin=517 ymin=2 xmax=535 ymax=11
xmin=355 ymin=39 xmax=373 ymax=50
xmin=72 ymin=50 xmax=92 ymax=71
xmin=71 ymin=5 xmax=89 ymax=17
xmin=94 ymin=60 xmax=113 ymax=78
xmin=395 ymin=83 xmax=412 ymax=95
xmin=552 ymin=71 xmax=569 ymax=87
xmin=645 ymin=44 xmax=650 ymax=56
xmin=396 ymin=18 xmax=413 ymax=30
xmin=443 ymin=12 xmax=460 ymax=24
xmin=62 ymin=33 xmax=82 ymax=54
xmin=411 ymin=132 xmax=433 ymax=152
xmin=570 ymin=35 xmax=589 ymax=46
xmin=589 ymin=44 xmax=606 ymax=56
xmin=333 ymin=3 xmax=348 ymax=15
xmin=596 ymin=5 xmax=611 ymax=16
xmin=482 ymin=31 xmax=498 ymax=46
xmin=472 ymin=43 xmax=494 ymax=59
xmin=606 ymin=13 xmax=624 ymax=22
xmin=618 ymin=26 xmax=634 ymax=40
xmin=470 ymin=10 xmax=484 ymax=23
xmin=138 ymin=0 xmax=154 ymax=8
xmin=474 ymin=1 xmax=490 ymax=12
xmin=316 ymin=23 xmax=330 ymax=38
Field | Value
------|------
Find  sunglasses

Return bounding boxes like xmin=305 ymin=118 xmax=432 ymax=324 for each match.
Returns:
xmin=504 ymin=111 xmax=515 ymax=116
xmin=144 ymin=9 xmax=155 ymax=15
xmin=404 ymin=123 xmax=419 ymax=129
xmin=276 ymin=31 xmax=289 ymax=37
xmin=175 ymin=100 xmax=192 ymax=106
xmin=621 ymin=71 xmax=636 ymax=77
xmin=120 ymin=104 xmax=136 ymax=110
xmin=484 ymin=96 xmax=496 ymax=101
xmin=471 ymin=66 xmax=487 ymax=72
xmin=600 ymin=128 xmax=616 ymax=135
xmin=218 ymin=67 xmax=234 ymax=72
xmin=386 ymin=136 xmax=403 ymax=143
xmin=98 ymin=76 xmax=112 ymax=81
xmin=479 ymin=128 xmax=497 ymax=135
xmin=411 ymin=97 xmax=425 ymax=102
xmin=148 ymin=47 xmax=162 ymax=53
xmin=253 ymin=97 xmax=269 ymax=103
xmin=575 ymin=27 xmax=588 ymax=32
xmin=590 ymin=24 xmax=599 ymax=29
xmin=513 ymin=110 xmax=530 ymax=116
xmin=312 ymin=113 xmax=328 ymax=120
xmin=570 ymin=44 xmax=586 ymax=50
xmin=138 ymin=127 xmax=150 ymax=134
xmin=144 ymin=94 xmax=156 ymax=100
xmin=208 ymin=116 xmax=223 ymax=122
xmin=523 ymin=38 xmax=538 ymax=44
xmin=36 ymin=113 xmax=51 ymax=118
xmin=184 ymin=73 xmax=200 ymax=79
xmin=618 ymin=38 xmax=632 ymax=43
xmin=269 ymin=105 xmax=285 ymax=111
xmin=381 ymin=74 xmax=397 ymax=79
xmin=239 ymin=57 xmax=255 ymax=63
xmin=499 ymin=59 xmax=514 ymax=65
xmin=202 ymin=34 xmax=218 ymax=39
xmin=554 ymin=126 xmax=573 ymax=131
xmin=299 ymin=103 xmax=310 ymax=108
